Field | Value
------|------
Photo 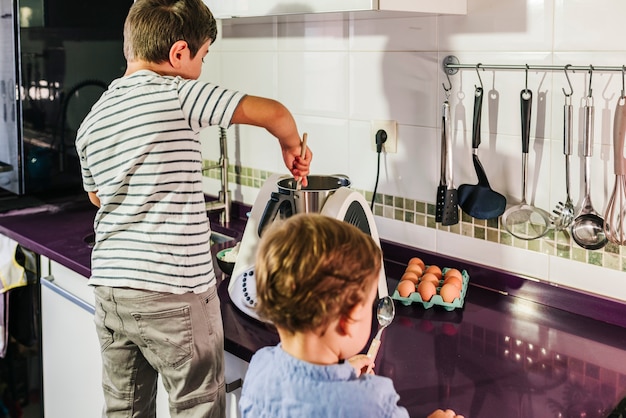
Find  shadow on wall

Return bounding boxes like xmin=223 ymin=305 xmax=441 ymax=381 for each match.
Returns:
xmin=374 ymin=2 xmax=529 ymax=211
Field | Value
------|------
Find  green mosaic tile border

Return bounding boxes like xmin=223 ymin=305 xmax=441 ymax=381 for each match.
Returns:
xmin=371 ymin=193 xmax=626 ymax=274
xmin=202 ymin=160 xmax=626 ymax=274
xmin=202 ymin=160 xmax=274 ymax=189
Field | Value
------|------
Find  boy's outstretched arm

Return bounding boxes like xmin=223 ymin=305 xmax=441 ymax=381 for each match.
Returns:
xmin=231 ymin=95 xmax=312 ymax=186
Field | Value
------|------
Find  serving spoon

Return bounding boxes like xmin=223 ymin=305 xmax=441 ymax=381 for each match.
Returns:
xmin=365 ymin=295 xmax=395 ymax=371
xmin=571 ymin=95 xmax=607 ymax=250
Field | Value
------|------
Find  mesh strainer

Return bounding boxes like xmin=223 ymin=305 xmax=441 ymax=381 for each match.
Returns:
xmin=502 ymin=89 xmax=551 ymax=240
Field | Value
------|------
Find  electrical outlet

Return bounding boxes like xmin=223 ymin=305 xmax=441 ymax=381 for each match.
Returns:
xmin=371 ymin=120 xmax=397 ymax=153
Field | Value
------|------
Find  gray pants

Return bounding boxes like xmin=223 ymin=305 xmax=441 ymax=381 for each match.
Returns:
xmin=93 ymin=285 xmax=225 ymax=418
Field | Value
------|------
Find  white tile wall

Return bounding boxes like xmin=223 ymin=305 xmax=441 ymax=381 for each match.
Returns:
xmin=278 ymin=51 xmax=349 ymax=117
xmin=200 ymin=0 xmax=626 ymax=302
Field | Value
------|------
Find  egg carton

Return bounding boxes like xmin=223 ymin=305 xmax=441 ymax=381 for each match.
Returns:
xmin=391 ymin=268 xmax=470 ymax=311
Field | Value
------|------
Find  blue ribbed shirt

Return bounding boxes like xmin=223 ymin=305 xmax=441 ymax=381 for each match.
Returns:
xmin=240 ymin=345 xmax=410 ymax=418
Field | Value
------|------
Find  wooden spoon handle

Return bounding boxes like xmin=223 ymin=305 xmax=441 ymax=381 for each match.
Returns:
xmin=295 ymin=133 xmax=308 ymax=191
xmin=300 ymin=132 xmax=308 ymax=159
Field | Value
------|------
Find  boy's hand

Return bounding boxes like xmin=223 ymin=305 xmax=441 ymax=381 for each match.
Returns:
xmin=347 ymin=354 xmax=374 ymax=377
xmin=283 ymin=139 xmax=312 ymax=187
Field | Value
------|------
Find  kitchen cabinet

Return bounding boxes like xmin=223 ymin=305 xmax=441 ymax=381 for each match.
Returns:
xmin=40 ymin=258 xmax=171 ymax=417
xmin=40 ymin=257 xmax=104 ymax=418
xmin=39 ymin=256 xmax=248 ymax=417
xmin=204 ymin=0 xmax=466 ymax=19
xmin=225 ymin=350 xmax=248 ymax=418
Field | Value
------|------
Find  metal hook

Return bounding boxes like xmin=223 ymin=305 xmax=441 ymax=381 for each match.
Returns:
xmin=562 ymin=64 xmax=573 ymax=97
xmin=587 ymin=65 xmax=593 ymax=98
xmin=621 ymin=66 xmax=625 ymax=98
xmin=442 ymin=71 xmax=452 ymax=96
xmin=475 ymin=63 xmax=484 ymax=90
xmin=524 ymin=64 xmax=529 ymax=92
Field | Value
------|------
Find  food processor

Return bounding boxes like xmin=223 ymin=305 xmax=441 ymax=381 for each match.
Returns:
xmin=228 ymin=173 xmax=388 ymax=322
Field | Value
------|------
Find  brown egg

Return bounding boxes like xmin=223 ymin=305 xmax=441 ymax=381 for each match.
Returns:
xmin=424 ymin=265 xmax=442 ymax=280
xmin=443 ymin=275 xmax=463 ymax=291
xmin=405 ymin=263 xmax=423 ymax=278
xmin=408 ymin=257 xmax=426 ymax=271
xmin=401 ymin=271 xmax=420 ymax=284
xmin=417 ymin=280 xmax=437 ymax=302
xmin=397 ymin=280 xmax=416 ymax=297
xmin=439 ymin=283 xmax=461 ymax=303
xmin=444 ymin=268 xmax=463 ymax=280
xmin=420 ymin=272 xmax=440 ymax=286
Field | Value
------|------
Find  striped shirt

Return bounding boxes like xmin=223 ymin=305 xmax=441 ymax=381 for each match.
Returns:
xmin=75 ymin=70 xmax=245 ymax=294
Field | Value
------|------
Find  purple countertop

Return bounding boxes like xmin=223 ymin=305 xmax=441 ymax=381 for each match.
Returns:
xmin=2 ymin=196 xmax=626 ymax=417
xmin=0 ymin=195 xmax=97 ymax=277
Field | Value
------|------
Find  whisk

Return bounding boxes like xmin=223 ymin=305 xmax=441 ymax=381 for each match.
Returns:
xmin=604 ymin=96 xmax=626 ymax=245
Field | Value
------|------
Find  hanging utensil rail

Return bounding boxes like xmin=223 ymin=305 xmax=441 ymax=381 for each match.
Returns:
xmin=442 ymin=55 xmax=626 ymax=75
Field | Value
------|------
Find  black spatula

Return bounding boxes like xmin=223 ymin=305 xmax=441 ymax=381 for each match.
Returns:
xmin=435 ymin=99 xmax=458 ymax=225
xmin=457 ymin=87 xmax=506 ymax=220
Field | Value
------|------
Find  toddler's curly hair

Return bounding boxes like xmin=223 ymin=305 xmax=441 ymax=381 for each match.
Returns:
xmin=255 ymin=213 xmax=382 ymax=334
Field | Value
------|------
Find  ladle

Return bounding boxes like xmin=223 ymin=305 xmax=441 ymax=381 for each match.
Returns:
xmin=366 ymin=295 xmax=395 ymax=371
xmin=571 ymin=95 xmax=608 ymax=250
xmin=502 ymin=88 xmax=551 ymax=240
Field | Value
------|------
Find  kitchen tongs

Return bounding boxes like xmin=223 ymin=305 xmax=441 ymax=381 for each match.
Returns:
xmin=435 ymin=97 xmax=458 ymax=225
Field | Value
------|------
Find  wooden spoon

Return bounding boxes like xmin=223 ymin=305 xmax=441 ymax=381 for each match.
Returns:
xmin=295 ymin=133 xmax=308 ymax=191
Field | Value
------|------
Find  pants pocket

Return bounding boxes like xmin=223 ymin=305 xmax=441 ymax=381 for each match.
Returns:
xmin=132 ymin=306 xmax=193 ymax=368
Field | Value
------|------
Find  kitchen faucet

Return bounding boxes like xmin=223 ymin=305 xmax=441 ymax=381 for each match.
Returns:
xmin=58 ymin=79 xmax=108 ymax=172
xmin=203 ymin=127 xmax=231 ymax=226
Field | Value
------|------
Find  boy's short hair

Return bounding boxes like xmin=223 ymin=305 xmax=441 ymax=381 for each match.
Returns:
xmin=255 ymin=213 xmax=382 ymax=334
xmin=123 ymin=0 xmax=218 ymax=63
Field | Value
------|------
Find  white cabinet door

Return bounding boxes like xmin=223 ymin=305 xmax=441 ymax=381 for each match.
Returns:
xmin=40 ymin=259 xmax=248 ymax=418
xmin=156 ymin=375 xmax=170 ymax=417
xmin=40 ymin=259 xmax=171 ymax=417
xmin=225 ymin=351 xmax=248 ymax=418
xmin=204 ymin=0 xmax=466 ymax=18
xmin=40 ymin=262 xmax=104 ymax=418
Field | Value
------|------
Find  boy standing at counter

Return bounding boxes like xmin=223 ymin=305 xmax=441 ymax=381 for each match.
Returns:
xmin=75 ymin=0 xmax=311 ymax=416
xmin=241 ymin=214 xmax=463 ymax=418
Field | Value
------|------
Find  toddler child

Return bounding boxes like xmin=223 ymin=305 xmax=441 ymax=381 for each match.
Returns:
xmin=240 ymin=213 xmax=463 ymax=418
